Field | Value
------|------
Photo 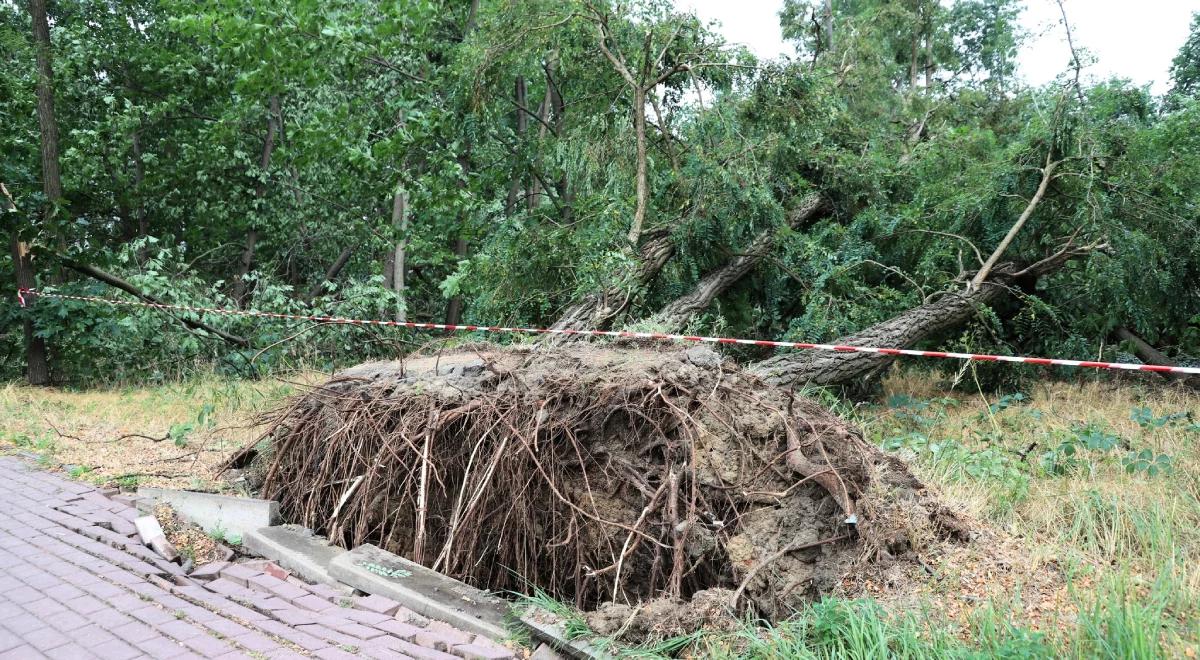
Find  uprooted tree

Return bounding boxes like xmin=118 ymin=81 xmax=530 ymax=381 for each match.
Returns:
xmin=233 ymin=345 xmax=969 ymax=627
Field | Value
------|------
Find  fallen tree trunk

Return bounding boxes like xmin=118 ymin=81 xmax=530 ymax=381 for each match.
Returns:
xmin=61 ymin=258 xmax=250 ymax=347
xmin=751 ymin=244 xmax=1099 ymax=388
xmin=654 ymin=193 xmax=826 ymax=331
xmin=549 ymin=228 xmax=675 ymax=331
xmin=1115 ymin=326 xmax=1198 ymax=387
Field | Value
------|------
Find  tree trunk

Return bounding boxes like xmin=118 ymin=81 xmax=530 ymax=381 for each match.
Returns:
xmin=391 ymin=188 xmax=409 ymax=322
xmin=628 ymin=87 xmax=648 ymax=245
xmin=506 ymin=76 xmax=527 ymax=216
xmin=444 ymin=237 xmax=468 ymax=327
xmin=24 ymin=0 xmax=59 ymax=385
xmin=751 ymin=277 xmax=1012 ymax=388
xmin=654 ymin=193 xmax=826 ymax=331
xmin=749 ymin=247 xmax=1092 ymax=389
xmin=527 ymin=85 xmax=553 ymax=209
xmin=30 ymin=0 xmax=62 ymax=209
xmin=547 ymin=58 xmax=572 ymax=223
xmin=233 ymin=95 xmax=280 ymax=306
xmin=10 ymin=236 xmax=50 ymax=386
xmin=821 ymin=0 xmax=834 ymax=52
xmin=549 ymin=229 xmax=675 ymax=331
xmin=1115 ymin=327 xmax=1197 ymax=387
xmin=306 ymin=247 xmax=354 ymax=302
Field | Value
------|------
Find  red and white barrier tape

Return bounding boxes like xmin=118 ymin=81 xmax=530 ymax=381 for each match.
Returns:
xmin=15 ymin=288 xmax=1200 ymax=375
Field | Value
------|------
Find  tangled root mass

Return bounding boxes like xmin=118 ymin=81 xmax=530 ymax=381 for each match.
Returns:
xmin=236 ymin=345 xmax=967 ymax=620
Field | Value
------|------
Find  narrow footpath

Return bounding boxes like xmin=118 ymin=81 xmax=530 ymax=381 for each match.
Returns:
xmin=0 ymin=456 xmax=514 ymax=660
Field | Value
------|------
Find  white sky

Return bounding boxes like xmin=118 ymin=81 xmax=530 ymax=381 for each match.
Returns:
xmin=677 ymin=0 xmax=1198 ymax=95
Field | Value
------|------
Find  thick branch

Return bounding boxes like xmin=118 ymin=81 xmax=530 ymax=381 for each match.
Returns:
xmin=1115 ymin=327 xmax=1197 ymax=387
xmin=549 ymin=229 xmax=676 ymax=332
xmin=654 ymin=193 xmax=827 ymax=331
xmin=61 ymin=258 xmax=249 ymax=347
xmin=971 ymin=155 xmax=1059 ymax=289
xmin=306 ymin=247 xmax=354 ymax=302
xmin=751 ymin=236 xmax=1103 ymax=389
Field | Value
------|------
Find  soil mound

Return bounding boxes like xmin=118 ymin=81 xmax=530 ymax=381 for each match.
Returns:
xmin=233 ymin=344 xmax=968 ymax=626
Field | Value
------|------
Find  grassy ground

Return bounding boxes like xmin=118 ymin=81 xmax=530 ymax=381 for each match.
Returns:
xmin=2 ymin=366 xmax=1197 ymax=658
xmin=0 ymin=374 xmax=317 ymax=490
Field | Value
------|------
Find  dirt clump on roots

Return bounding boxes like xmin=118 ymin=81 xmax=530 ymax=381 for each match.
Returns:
xmin=230 ymin=344 xmax=970 ymax=639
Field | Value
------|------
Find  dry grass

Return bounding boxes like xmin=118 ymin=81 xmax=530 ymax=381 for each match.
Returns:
xmin=858 ymin=368 xmax=1200 ymax=654
xmin=0 ymin=373 xmax=323 ymax=490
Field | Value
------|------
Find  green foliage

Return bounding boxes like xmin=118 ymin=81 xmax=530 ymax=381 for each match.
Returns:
xmin=2 ymin=0 xmax=1198 ymax=386
xmin=1168 ymin=13 xmax=1200 ymax=103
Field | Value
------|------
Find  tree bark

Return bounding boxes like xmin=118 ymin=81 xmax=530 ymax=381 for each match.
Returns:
xmin=750 ymin=250 xmax=1090 ymax=389
xmin=444 ymin=237 xmax=468 ymax=327
xmin=546 ymin=56 xmax=572 ymax=223
xmin=390 ymin=188 xmax=409 ymax=322
xmin=61 ymin=258 xmax=249 ymax=347
xmin=527 ymin=84 xmax=554 ymax=209
xmin=506 ymin=76 xmax=527 ymax=216
xmin=306 ymin=247 xmax=354 ymax=302
xmin=654 ymin=193 xmax=825 ymax=331
xmin=30 ymin=0 xmax=62 ymax=209
xmin=821 ymin=0 xmax=834 ymax=52
xmin=1115 ymin=327 xmax=1197 ymax=386
xmin=233 ymin=95 xmax=280 ymax=306
xmin=8 ymin=221 xmax=50 ymax=385
xmin=751 ymin=278 xmax=1012 ymax=388
xmin=548 ymin=229 xmax=675 ymax=332
xmin=24 ymin=0 xmax=59 ymax=385
xmin=629 ymin=86 xmax=648 ymax=244
xmin=971 ymin=155 xmax=1058 ymax=289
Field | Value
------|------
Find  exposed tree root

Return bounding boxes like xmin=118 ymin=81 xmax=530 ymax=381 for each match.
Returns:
xmin=232 ymin=344 xmax=968 ymax=625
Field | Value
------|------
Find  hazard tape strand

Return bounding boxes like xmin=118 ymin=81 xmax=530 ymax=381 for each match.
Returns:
xmin=15 ymin=288 xmax=1200 ymax=375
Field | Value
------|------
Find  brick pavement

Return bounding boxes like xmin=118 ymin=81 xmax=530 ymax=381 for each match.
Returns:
xmin=0 ymin=456 xmax=517 ymax=659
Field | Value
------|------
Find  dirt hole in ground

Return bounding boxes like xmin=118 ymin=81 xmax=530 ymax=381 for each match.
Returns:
xmin=227 ymin=345 xmax=970 ymax=642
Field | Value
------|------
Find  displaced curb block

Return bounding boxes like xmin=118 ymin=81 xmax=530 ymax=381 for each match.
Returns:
xmin=329 ymin=543 xmax=510 ymax=641
xmin=137 ymin=487 xmax=280 ymax=537
xmin=242 ymin=524 xmax=350 ymax=590
xmin=519 ymin=609 xmax=611 ymax=660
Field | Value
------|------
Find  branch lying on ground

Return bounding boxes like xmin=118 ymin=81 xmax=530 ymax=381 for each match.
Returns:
xmin=59 ymin=257 xmax=249 ymax=346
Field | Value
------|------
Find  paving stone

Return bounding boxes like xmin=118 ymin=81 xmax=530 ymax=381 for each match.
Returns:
xmin=233 ymin=630 xmax=282 ymax=653
xmin=344 ymin=608 xmax=392 ymax=625
xmin=266 ymin=580 xmax=311 ymax=603
xmin=0 ymin=628 xmax=19 ymax=652
xmin=355 ymin=593 xmax=404 ymax=616
xmin=0 ymin=457 xmax=502 ymax=660
xmin=91 ymin=637 xmax=143 ymax=660
xmin=295 ymin=623 xmax=361 ymax=647
xmin=453 ymin=643 xmax=517 ymax=660
xmin=22 ymin=627 xmax=70 ymax=653
xmin=44 ymin=642 xmax=98 ymax=659
xmin=293 ymin=594 xmax=339 ymax=613
xmin=313 ymin=646 xmax=360 ymax=660
xmin=219 ymin=563 xmax=263 ymax=587
xmin=182 ymin=632 xmax=238 ymax=657
xmin=428 ymin=620 xmax=474 ymax=645
xmin=189 ymin=561 xmax=231 ymax=581
xmin=371 ymin=618 xmax=424 ymax=641
xmin=331 ymin=620 xmax=388 ymax=640
xmin=0 ymin=644 xmax=43 ymax=659
xmin=383 ymin=638 xmax=460 ymax=660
